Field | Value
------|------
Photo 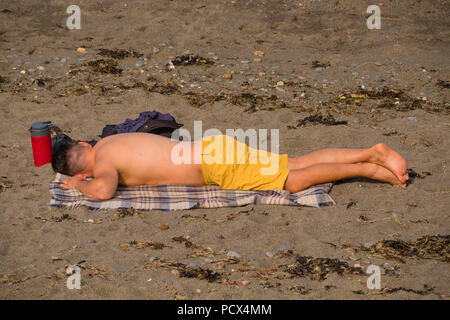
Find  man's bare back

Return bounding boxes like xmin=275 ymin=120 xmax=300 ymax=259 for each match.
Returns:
xmin=94 ymin=133 xmax=204 ymax=186
xmin=59 ymin=133 xmax=205 ymax=200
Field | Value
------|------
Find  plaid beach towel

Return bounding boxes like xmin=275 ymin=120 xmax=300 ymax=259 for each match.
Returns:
xmin=49 ymin=173 xmax=335 ymax=210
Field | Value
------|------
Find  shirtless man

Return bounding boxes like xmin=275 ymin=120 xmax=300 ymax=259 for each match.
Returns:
xmin=52 ymin=132 xmax=409 ymax=200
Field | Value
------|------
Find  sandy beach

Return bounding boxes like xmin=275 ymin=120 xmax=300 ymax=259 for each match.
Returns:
xmin=0 ymin=0 xmax=449 ymax=299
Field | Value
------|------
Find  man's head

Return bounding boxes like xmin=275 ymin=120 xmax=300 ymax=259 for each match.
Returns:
xmin=51 ymin=138 xmax=92 ymax=177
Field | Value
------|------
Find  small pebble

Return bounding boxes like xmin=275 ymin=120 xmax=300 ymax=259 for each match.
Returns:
xmin=279 ymin=244 xmax=287 ymax=251
xmin=136 ymin=61 xmax=144 ymax=67
xmin=364 ymin=242 xmax=373 ymax=247
xmin=407 ymin=201 xmax=417 ymax=207
xmin=240 ymin=60 xmax=250 ymax=64
xmin=407 ymin=117 xmax=418 ymax=122
xmin=171 ymin=270 xmax=180 ymax=277
xmin=195 ymin=289 xmax=201 ymax=293
xmin=276 ymin=80 xmax=284 ymax=86
xmin=76 ymin=47 xmax=86 ymax=53
xmin=159 ymin=224 xmax=169 ymax=230
xmin=41 ymin=228 xmax=49 ymax=233
xmin=265 ymin=251 xmax=274 ymax=258
xmin=227 ymin=251 xmax=241 ymax=259
xmin=61 ymin=58 xmax=67 ymax=63
xmin=88 ymin=239 xmax=96 ymax=244
xmin=223 ymin=73 xmax=232 ymax=79
xmin=37 ymin=66 xmax=45 ymax=71
xmin=254 ymin=50 xmax=264 ymax=56
xmin=44 ymin=60 xmax=50 ymax=64
xmin=149 ymin=256 xmax=158 ymax=262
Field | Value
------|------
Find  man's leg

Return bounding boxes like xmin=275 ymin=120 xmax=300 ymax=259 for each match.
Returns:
xmin=288 ymin=144 xmax=408 ymax=183
xmin=284 ymin=162 xmax=405 ymax=193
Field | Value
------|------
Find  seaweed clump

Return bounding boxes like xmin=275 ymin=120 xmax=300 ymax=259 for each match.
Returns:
xmin=119 ymin=240 xmax=166 ymax=250
xmin=285 ymin=255 xmax=364 ymax=281
xmin=178 ymin=267 xmax=224 ymax=283
xmin=171 ymin=54 xmax=214 ymax=66
xmin=97 ymin=48 xmax=142 ymax=59
xmin=293 ymin=114 xmax=348 ymax=127
xmin=360 ymin=235 xmax=449 ymax=263
xmin=87 ymin=59 xmax=122 ymax=74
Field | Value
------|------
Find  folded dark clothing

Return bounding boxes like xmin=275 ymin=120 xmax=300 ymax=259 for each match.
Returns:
xmin=100 ymin=111 xmax=182 ymax=138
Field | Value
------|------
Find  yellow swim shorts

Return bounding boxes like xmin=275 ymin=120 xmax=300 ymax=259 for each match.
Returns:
xmin=201 ymin=134 xmax=290 ymax=191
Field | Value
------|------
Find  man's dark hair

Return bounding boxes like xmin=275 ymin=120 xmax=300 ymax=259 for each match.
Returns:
xmin=51 ymin=136 xmax=85 ymax=175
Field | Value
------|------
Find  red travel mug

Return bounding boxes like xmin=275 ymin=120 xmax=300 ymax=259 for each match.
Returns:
xmin=29 ymin=121 xmax=53 ymax=167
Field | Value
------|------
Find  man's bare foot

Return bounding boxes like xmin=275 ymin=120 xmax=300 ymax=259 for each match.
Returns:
xmin=371 ymin=143 xmax=409 ymax=183
xmin=369 ymin=163 xmax=407 ymax=188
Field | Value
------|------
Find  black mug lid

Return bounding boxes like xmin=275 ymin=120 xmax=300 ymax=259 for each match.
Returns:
xmin=30 ymin=121 xmax=53 ymax=137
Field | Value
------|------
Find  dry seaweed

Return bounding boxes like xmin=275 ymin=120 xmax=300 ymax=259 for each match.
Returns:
xmin=86 ymin=59 xmax=122 ymax=74
xmin=383 ymin=284 xmax=434 ymax=295
xmin=116 ymin=208 xmax=136 ymax=218
xmin=178 ymin=267 xmax=224 ymax=283
xmin=0 ymin=176 xmax=12 ymax=193
xmin=325 ymin=86 xmax=448 ymax=114
xmin=312 ymin=60 xmax=330 ymax=68
xmin=285 ymin=255 xmax=364 ymax=281
xmin=148 ymin=81 xmax=180 ymax=95
xmin=171 ymin=54 xmax=214 ymax=66
xmin=289 ymin=285 xmax=312 ymax=295
xmin=357 ymin=235 xmax=449 ymax=263
xmin=383 ymin=265 xmax=401 ymax=277
xmin=436 ymin=80 xmax=450 ymax=89
xmin=406 ymin=168 xmax=431 ymax=186
xmin=172 ymin=235 xmax=198 ymax=248
xmin=0 ymin=273 xmax=31 ymax=285
xmin=295 ymin=114 xmax=347 ymax=127
xmin=97 ymin=48 xmax=142 ymax=59
xmin=180 ymin=214 xmax=209 ymax=222
xmin=48 ymin=263 xmax=111 ymax=281
xmin=141 ymin=259 xmax=228 ymax=283
xmin=119 ymin=240 xmax=167 ymax=250
xmin=346 ymin=201 xmax=357 ymax=209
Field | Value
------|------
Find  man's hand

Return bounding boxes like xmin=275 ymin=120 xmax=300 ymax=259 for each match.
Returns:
xmin=61 ymin=176 xmax=83 ymax=190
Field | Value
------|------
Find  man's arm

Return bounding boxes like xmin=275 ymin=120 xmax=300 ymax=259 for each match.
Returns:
xmin=61 ymin=166 xmax=119 ymax=200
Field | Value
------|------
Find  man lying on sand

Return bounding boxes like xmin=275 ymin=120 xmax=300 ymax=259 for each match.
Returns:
xmin=52 ymin=132 xmax=408 ymax=200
